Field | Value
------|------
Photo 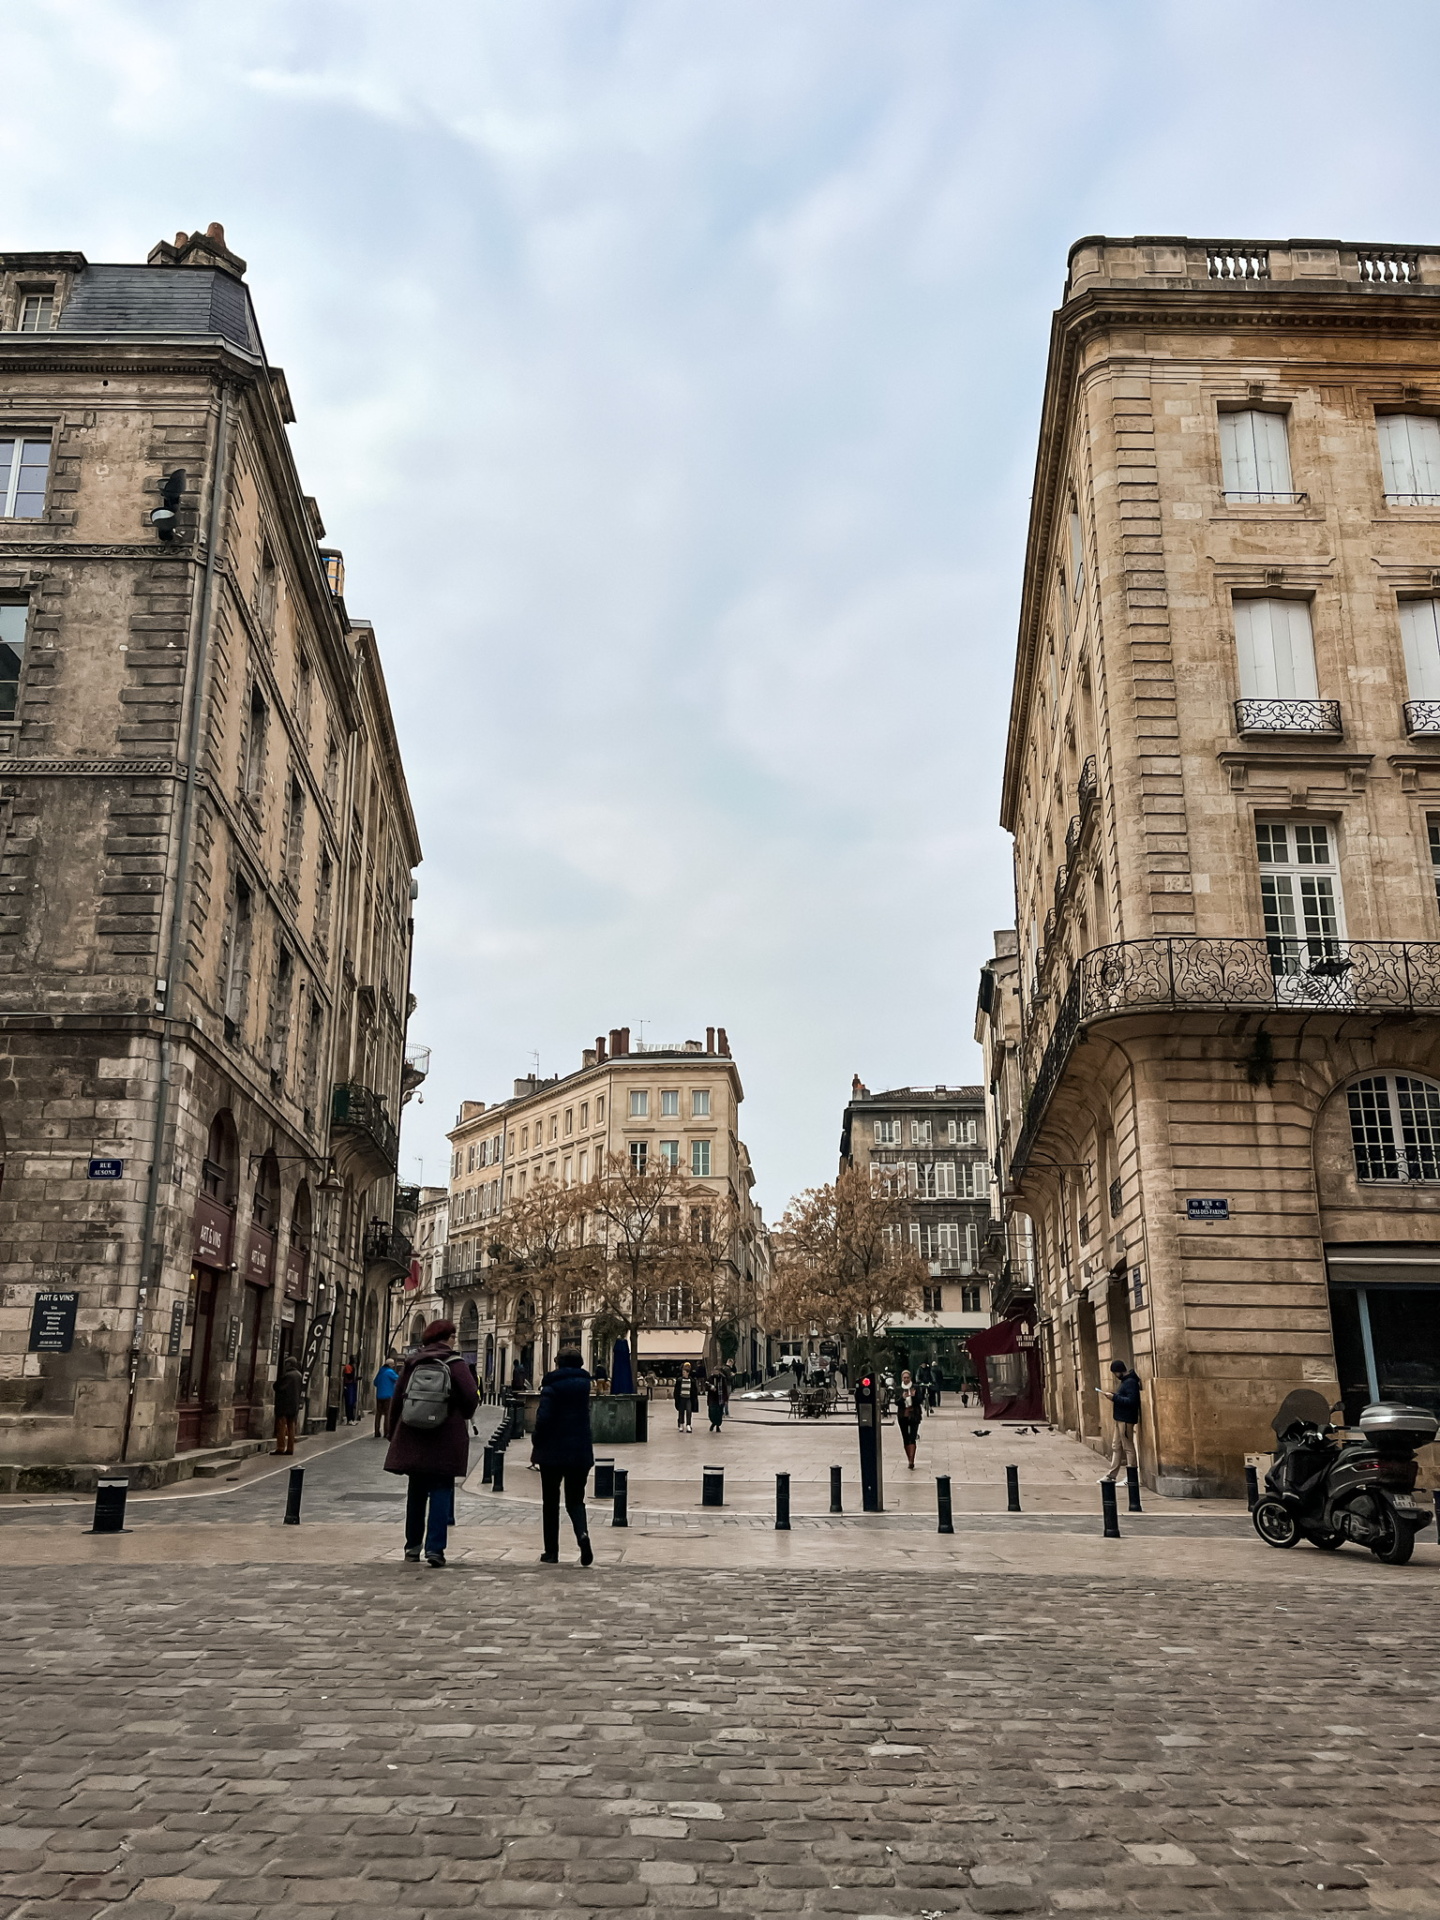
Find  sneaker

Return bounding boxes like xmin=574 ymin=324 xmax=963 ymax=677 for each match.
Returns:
xmin=404 ymin=1549 xmax=421 ymax=1562
xmin=539 ymin=1551 xmax=559 ymax=1564
xmin=578 ymin=1535 xmax=594 ymax=1568
xmin=425 ymin=1552 xmax=447 ymax=1568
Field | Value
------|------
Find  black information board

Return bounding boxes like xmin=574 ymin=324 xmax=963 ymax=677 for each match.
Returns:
xmin=29 ymin=1291 xmax=79 ymax=1353
xmin=167 ymin=1299 xmax=186 ymax=1357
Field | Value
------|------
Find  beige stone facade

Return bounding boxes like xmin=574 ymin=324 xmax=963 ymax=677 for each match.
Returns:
xmin=998 ymin=236 xmax=1440 ymax=1494
xmin=0 ymin=229 xmax=423 ymax=1484
xmin=444 ymin=1025 xmax=771 ymax=1385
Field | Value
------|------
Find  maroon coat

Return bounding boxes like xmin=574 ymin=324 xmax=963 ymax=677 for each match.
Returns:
xmin=383 ymin=1341 xmax=478 ymax=1478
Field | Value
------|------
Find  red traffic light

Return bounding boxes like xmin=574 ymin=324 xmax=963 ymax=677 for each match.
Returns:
xmin=861 ymin=1375 xmax=872 ymax=1387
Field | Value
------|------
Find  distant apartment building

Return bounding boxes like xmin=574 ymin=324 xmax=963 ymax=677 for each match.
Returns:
xmin=444 ymin=1025 xmax=771 ymax=1384
xmin=839 ymin=1080 xmax=993 ymax=1380
xmin=0 ymin=228 xmax=424 ymax=1486
xmin=395 ymin=1183 xmax=448 ymax=1351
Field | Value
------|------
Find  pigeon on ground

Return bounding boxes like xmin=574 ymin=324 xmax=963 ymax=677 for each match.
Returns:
xmin=972 ymin=1429 xmax=991 ymax=1437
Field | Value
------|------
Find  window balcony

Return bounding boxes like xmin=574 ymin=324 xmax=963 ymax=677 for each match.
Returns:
xmin=1014 ymin=935 xmax=1440 ymax=1176
xmin=1234 ymin=697 xmax=1342 ymax=737
xmin=330 ymin=1080 xmax=400 ymax=1181
xmin=1220 ymin=490 xmax=1308 ymax=506
xmin=1404 ymin=700 xmax=1440 ymax=736
xmin=1077 ymin=754 xmax=1097 ymax=815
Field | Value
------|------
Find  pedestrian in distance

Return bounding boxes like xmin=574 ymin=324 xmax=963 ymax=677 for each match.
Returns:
xmin=1099 ymin=1359 xmax=1142 ymax=1482
xmin=531 ymin=1345 xmax=595 ymax=1566
xmin=272 ymin=1353 xmax=303 ymax=1455
xmin=384 ymin=1318 xmax=479 ymax=1568
xmin=373 ymin=1355 xmax=399 ymax=1437
xmin=342 ymin=1359 xmax=359 ymax=1424
xmin=895 ymin=1367 xmax=925 ymax=1470
xmin=706 ymin=1369 xmax=730 ymax=1433
xmin=675 ymin=1362 xmax=698 ymax=1433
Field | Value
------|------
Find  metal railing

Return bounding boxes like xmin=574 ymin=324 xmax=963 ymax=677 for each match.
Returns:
xmin=364 ymin=1222 xmax=414 ymax=1269
xmin=330 ymin=1081 xmax=399 ymax=1170
xmin=1234 ymin=697 xmax=1342 ymax=735
xmin=1078 ymin=755 xmax=1098 ymax=814
xmin=1221 ymin=490 xmax=1308 ymax=505
xmin=1404 ymin=700 xmax=1440 ymax=735
xmin=1016 ymin=935 xmax=1440 ymax=1174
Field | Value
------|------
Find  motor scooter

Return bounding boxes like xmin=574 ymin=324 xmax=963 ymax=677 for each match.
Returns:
xmin=1252 ymin=1388 xmax=1437 ymax=1566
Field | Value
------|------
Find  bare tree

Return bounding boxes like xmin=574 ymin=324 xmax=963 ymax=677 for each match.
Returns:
xmin=486 ymin=1175 xmax=595 ymax=1377
xmin=581 ymin=1151 xmax=712 ymax=1357
xmin=772 ymin=1166 xmax=929 ymax=1370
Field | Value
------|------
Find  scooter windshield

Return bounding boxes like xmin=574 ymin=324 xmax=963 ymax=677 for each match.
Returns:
xmin=1271 ymin=1388 xmax=1332 ymax=1438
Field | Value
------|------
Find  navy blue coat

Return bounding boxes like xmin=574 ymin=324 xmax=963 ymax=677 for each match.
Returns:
xmin=531 ymin=1363 xmax=595 ymax=1470
xmin=1110 ymin=1370 xmax=1141 ymax=1423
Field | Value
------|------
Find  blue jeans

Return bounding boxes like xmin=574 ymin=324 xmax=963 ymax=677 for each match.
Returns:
xmin=405 ymin=1474 xmax=455 ymax=1556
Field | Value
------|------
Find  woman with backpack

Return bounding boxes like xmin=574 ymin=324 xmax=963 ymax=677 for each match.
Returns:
xmin=383 ymin=1318 xmax=478 ymax=1567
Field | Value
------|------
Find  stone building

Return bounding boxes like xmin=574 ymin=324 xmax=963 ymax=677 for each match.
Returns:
xmin=998 ymin=234 xmax=1440 ymax=1493
xmin=838 ymin=1079 xmax=993 ymax=1382
xmin=443 ymin=1025 xmax=770 ymax=1386
xmin=0 ymin=227 xmax=423 ymax=1485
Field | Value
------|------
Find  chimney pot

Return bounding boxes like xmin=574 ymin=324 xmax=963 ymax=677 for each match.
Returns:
xmin=582 ymin=1047 xmax=597 ymax=1069
xmin=717 ymin=1027 xmax=730 ymax=1057
xmin=706 ymin=1026 xmax=715 ymax=1053
xmin=595 ymin=1035 xmax=607 ymax=1063
xmin=619 ymin=1026 xmax=631 ymax=1055
xmin=608 ymin=1029 xmax=621 ymax=1056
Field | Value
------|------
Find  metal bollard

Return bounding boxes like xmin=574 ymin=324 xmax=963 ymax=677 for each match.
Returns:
xmin=1245 ymin=1464 xmax=1260 ymax=1511
xmin=491 ymin=1447 xmax=505 ymax=1494
xmin=775 ymin=1471 xmax=791 ymax=1531
xmin=612 ymin=1466 xmax=629 ymax=1528
xmin=936 ymin=1474 xmax=954 ymax=1535
xmin=702 ymin=1464 xmax=724 ymax=1508
xmin=283 ymin=1466 xmax=304 ymax=1526
xmin=1006 ymin=1464 xmax=1021 ymax=1513
xmin=1101 ymin=1478 xmax=1120 ymax=1539
xmin=1125 ymin=1465 xmax=1142 ymax=1514
xmin=90 ymin=1474 xmax=129 ymax=1535
xmin=594 ymin=1458 xmax=615 ymax=1501
xmin=830 ymin=1465 xmax=843 ymax=1514
xmin=481 ymin=1445 xmax=494 ymax=1486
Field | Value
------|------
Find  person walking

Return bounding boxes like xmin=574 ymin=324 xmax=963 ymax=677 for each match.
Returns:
xmin=271 ymin=1354 xmax=303 ymax=1455
xmin=383 ymin=1318 xmax=478 ymax=1567
xmin=1100 ymin=1359 xmax=1142 ymax=1482
xmin=342 ymin=1360 xmax=359 ymax=1424
xmin=895 ymin=1368 xmax=925 ymax=1470
xmin=373 ymin=1356 xmax=399 ymax=1437
xmin=674 ymin=1363 xmax=698 ymax=1433
xmin=706 ymin=1369 xmax=730 ymax=1434
xmin=531 ymin=1345 xmax=595 ymax=1566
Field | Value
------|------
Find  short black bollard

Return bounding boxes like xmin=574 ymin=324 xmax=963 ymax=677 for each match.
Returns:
xmin=283 ymin=1466 xmax=304 ymax=1526
xmin=936 ymin=1473 xmax=954 ymax=1535
xmin=90 ymin=1474 xmax=129 ymax=1535
xmin=1101 ymin=1478 xmax=1120 ymax=1539
xmin=1125 ymin=1464 xmax=1142 ymax=1514
xmin=1245 ymin=1464 xmax=1260 ymax=1512
xmin=594 ymin=1458 xmax=615 ymax=1501
xmin=830 ymin=1464 xmax=843 ymax=1514
xmin=775 ymin=1471 xmax=791 ymax=1531
xmin=482 ymin=1445 xmax=494 ymax=1486
xmin=491 ymin=1447 xmax=505 ymax=1494
xmin=612 ymin=1466 xmax=629 ymax=1528
xmin=1006 ymin=1464 xmax=1021 ymax=1513
xmin=702 ymin=1464 xmax=724 ymax=1508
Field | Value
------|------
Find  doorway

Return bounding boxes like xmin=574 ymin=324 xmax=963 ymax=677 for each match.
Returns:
xmin=1076 ymin=1295 xmax=1101 ymax=1436
xmin=176 ymin=1267 xmax=219 ymax=1450
xmin=232 ymin=1282 xmax=266 ymax=1438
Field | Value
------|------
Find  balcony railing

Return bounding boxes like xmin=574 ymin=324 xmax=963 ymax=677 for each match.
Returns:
xmin=1234 ymin=697 xmax=1342 ymax=736
xmin=1208 ymin=245 xmax=1269 ymax=281
xmin=1385 ymin=493 xmax=1440 ymax=508
xmin=330 ymin=1081 xmax=399 ymax=1171
xmin=1015 ymin=935 xmax=1440 ymax=1175
xmin=1078 ymin=755 xmax=1098 ymax=814
xmin=365 ymin=1222 xmax=414 ymax=1270
xmin=1405 ymin=700 xmax=1440 ymax=736
xmin=1221 ymin=490 xmax=1308 ymax=505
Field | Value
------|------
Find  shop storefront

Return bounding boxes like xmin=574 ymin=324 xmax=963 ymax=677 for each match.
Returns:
xmin=1326 ymin=1244 xmax=1440 ymax=1426
xmin=177 ymin=1195 xmax=234 ymax=1452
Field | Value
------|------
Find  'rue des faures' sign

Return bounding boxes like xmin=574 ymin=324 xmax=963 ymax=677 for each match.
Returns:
xmin=1186 ymin=1197 xmax=1230 ymax=1221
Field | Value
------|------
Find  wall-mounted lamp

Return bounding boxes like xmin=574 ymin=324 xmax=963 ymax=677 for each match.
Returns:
xmin=150 ymin=469 xmax=185 ymax=542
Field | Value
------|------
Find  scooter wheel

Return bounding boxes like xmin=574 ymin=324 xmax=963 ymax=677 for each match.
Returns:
xmin=1370 ymin=1508 xmax=1416 ymax=1566
xmin=1253 ymin=1498 xmax=1299 ymax=1548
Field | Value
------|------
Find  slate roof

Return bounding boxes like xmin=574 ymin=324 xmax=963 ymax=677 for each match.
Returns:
xmin=56 ymin=266 xmax=261 ymax=354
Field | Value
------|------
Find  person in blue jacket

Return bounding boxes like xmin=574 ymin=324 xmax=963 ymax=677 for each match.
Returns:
xmin=531 ymin=1347 xmax=595 ymax=1566
xmin=1100 ymin=1359 xmax=1142 ymax=1482
xmin=373 ymin=1356 xmax=400 ymax=1437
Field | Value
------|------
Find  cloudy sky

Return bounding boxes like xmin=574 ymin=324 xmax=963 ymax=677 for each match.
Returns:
xmin=5 ymin=1 xmax=1440 ymax=1216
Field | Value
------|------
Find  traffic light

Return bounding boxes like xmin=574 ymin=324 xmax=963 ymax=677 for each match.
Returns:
xmin=854 ymin=1369 xmax=883 ymax=1511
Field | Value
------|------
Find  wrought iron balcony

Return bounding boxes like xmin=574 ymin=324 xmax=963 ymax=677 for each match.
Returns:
xmin=1064 ymin=814 xmax=1082 ymax=864
xmin=330 ymin=1080 xmax=399 ymax=1174
xmin=365 ymin=1221 xmax=414 ymax=1272
xmin=1015 ymin=935 xmax=1440 ymax=1175
xmin=1404 ymin=700 xmax=1440 ymax=736
xmin=1235 ymin=698 xmax=1342 ymax=736
xmin=1220 ymin=490 xmax=1308 ymax=506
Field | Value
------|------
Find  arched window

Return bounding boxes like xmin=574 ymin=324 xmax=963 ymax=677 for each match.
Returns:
xmin=458 ymin=1300 xmax=479 ymax=1354
xmin=1348 ymin=1074 xmax=1440 ymax=1182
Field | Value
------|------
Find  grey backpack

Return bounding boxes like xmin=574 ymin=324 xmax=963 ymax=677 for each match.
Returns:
xmin=400 ymin=1357 xmax=453 ymax=1429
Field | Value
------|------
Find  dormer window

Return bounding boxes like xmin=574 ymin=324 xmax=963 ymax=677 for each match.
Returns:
xmin=18 ymin=292 xmax=54 ymax=332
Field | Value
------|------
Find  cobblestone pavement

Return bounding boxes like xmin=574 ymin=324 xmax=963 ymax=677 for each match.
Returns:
xmin=4 ymin=1558 xmax=1440 ymax=1919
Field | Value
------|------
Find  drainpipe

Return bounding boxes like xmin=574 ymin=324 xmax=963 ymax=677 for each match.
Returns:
xmin=122 ymin=382 xmax=233 ymax=1463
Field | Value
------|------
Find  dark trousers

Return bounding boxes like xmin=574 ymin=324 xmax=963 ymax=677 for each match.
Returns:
xmin=540 ymin=1463 xmax=590 ymax=1558
xmin=405 ymin=1473 xmax=455 ymax=1557
xmin=374 ymin=1396 xmax=392 ymax=1437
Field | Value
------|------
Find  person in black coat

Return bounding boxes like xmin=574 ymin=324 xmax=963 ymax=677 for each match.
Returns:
xmin=895 ymin=1368 xmax=925 ymax=1469
xmin=531 ymin=1348 xmax=595 ymax=1565
xmin=674 ymin=1362 xmax=699 ymax=1433
xmin=384 ymin=1319 xmax=479 ymax=1567
xmin=1100 ymin=1360 xmax=1142 ymax=1483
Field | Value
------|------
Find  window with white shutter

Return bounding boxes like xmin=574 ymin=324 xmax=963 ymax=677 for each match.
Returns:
xmin=1377 ymin=413 xmax=1440 ymax=504
xmin=1220 ymin=410 xmax=1295 ymax=502
xmin=1400 ymin=598 xmax=1440 ymax=701
xmin=1233 ymin=599 xmax=1319 ymax=699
